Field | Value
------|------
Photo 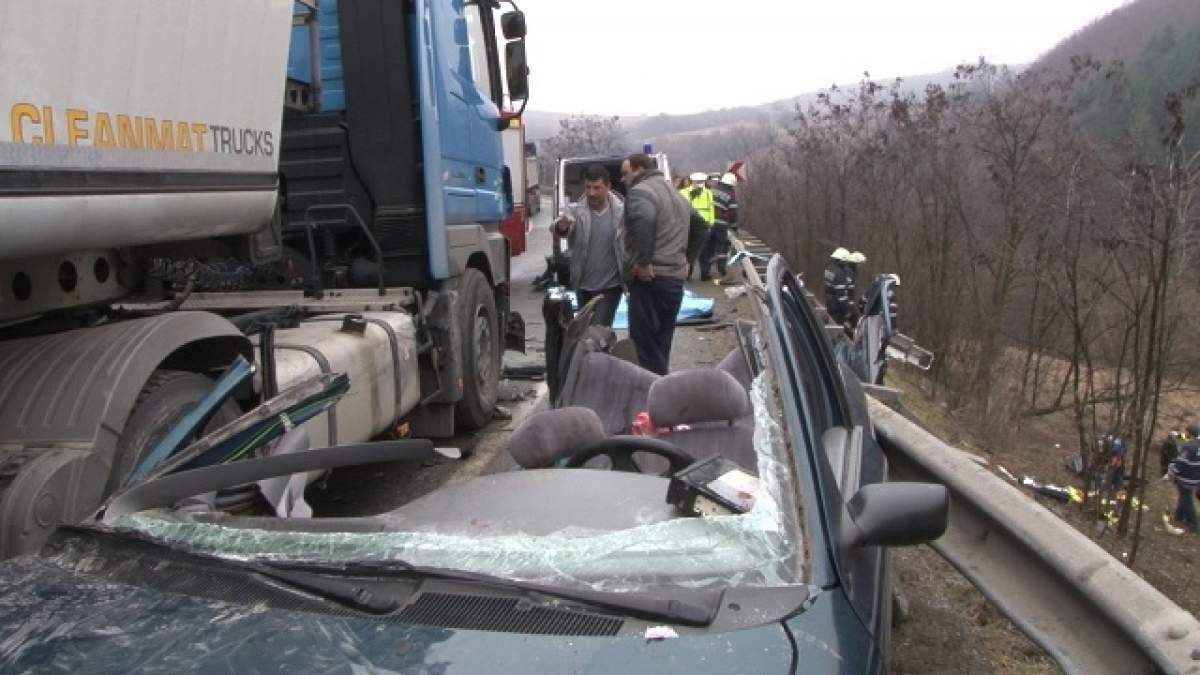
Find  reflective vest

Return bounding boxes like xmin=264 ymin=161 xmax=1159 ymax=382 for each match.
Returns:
xmin=683 ymin=186 xmax=715 ymax=224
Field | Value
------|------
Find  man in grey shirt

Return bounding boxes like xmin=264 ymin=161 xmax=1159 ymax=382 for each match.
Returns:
xmin=552 ymin=164 xmax=625 ymax=327
xmin=619 ymin=153 xmax=689 ymax=375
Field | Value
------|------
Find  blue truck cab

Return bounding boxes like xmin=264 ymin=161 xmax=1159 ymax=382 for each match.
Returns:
xmin=283 ymin=0 xmax=526 ymax=283
xmin=280 ymin=0 xmax=530 ymax=432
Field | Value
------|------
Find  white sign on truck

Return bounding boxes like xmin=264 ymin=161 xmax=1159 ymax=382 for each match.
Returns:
xmin=0 ymin=0 xmax=292 ymax=259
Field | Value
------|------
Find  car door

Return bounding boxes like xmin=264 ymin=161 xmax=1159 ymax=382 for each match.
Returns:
xmin=764 ymin=255 xmax=888 ymax=670
xmin=460 ymin=0 xmax=506 ymax=222
xmin=431 ymin=0 xmax=505 ymax=225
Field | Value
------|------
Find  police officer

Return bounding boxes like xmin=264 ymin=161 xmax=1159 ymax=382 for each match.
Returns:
xmin=824 ymin=247 xmax=855 ymax=325
xmin=682 ymin=172 xmax=715 ymax=279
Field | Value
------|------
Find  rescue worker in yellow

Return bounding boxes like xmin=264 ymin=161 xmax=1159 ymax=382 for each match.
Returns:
xmin=682 ymin=172 xmax=715 ymax=279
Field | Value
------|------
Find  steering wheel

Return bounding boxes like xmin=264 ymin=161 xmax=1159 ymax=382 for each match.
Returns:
xmin=563 ymin=436 xmax=696 ymax=476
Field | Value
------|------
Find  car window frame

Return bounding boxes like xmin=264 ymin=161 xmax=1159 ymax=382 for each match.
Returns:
xmin=763 ymin=255 xmax=858 ymax=587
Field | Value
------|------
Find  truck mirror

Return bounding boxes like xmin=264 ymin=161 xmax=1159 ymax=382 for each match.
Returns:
xmin=505 ymin=39 xmax=529 ymax=102
xmin=501 ymin=11 xmax=526 ymax=40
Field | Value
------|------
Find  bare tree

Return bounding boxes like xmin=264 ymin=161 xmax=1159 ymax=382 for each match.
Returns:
xmin=538 ymin=115 xmax=629 ymax=178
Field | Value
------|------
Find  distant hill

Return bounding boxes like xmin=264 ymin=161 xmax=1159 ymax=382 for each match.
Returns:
xmin=1034 ymin=0 xmax=1200 ymax=155
xmin=527 ymin=69 xmax=962 ymax=141
xmin=525 ymin=69 xmax=965 ymax=171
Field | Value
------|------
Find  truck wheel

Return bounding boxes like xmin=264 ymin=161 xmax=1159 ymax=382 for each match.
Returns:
xmin=105 ymin=370 xmax=241 ymax=496
xmin=456 ymin=268 xmax=501 ymax=430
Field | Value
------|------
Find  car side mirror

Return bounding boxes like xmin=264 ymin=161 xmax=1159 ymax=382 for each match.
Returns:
xmin=844 ymin=482 xmax=948 ymax=548
xmin=501 ymin=10 xmax=526 ymax=39
xmin=505 ymin=39 xmax=529 ymax=102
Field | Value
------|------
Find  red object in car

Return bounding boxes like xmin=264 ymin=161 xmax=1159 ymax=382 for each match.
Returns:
xmin=631 ymin=411 xmax=671 ymax=437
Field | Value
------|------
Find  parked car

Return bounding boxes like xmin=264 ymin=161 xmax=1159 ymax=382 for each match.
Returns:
xmin=0 ymin=255 xmax=946 ymax=674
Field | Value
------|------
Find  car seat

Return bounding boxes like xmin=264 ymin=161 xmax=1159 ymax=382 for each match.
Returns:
xmin=716 ymin=346 xmax=753 ymax=391
xmin=558 ymin=350 xmax=658 ymax=435
xmin=646 ymin=368 xmax=758 ymax=473
xmin=506 ymin=406 xmax=607 ymax=469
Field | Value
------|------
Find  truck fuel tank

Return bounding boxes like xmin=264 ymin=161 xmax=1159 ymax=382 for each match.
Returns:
xmin=251 ymin=312 xmax=423 ymax=451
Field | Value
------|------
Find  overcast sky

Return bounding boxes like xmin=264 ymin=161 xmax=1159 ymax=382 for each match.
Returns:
xmin=518 ymin=0 xmax=1131 ymax=116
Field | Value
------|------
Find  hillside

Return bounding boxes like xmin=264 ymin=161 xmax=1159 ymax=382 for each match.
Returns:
xmin=1035 ymin=0 xmax=1200 ymax=155
xmin=1037 ymin=0 xmax=1200 ymax=70
xmin=525 ymin=69 xmax=964 ymax=171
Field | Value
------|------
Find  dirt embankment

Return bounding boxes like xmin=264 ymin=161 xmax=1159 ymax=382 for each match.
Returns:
xmin=890 ymin=363 xmax=1199 ymax=621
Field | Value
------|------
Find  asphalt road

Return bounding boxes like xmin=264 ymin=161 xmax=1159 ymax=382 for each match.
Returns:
xmin=306 ymin=202 xmax=554 ymax=517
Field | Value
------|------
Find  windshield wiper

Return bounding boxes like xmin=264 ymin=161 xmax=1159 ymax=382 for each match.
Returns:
xmin=99 ymin=440 xmax=457 ymax=524
xmin=56 ymin=525 xmax=724 ymax=626
xmin=261 ymin=559 xmax=724 ymax=627
xmin=252 ymin=564 xmax=406 ymax=614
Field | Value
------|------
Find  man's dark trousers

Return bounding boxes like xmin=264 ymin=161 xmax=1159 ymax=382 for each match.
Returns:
xmin=1176 ymin=483 xmax=1198 ymax=532
xmin=699 ymin=223 xmax=729 ymax=280
xmin=577 ymin=287 xmax=623 ymax=328
xmin=628 ymin=278 xmax=684 ymax=376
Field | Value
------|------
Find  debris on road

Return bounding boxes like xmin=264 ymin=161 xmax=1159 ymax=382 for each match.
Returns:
xmin=1020 ymin=476 xmax=1072 ymax=503
xmin=723 ymin=285 xmax=748 ymax=301
xmin=644 ymin=626 xmax=679 ymax=640
xmin=498 ymin=380 xmax=538 ymax=402
xmin=503 ymin=362 xmax=546 ymax=381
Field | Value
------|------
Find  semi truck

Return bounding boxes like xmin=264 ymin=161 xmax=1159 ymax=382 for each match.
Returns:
xmin=0 ymin=0 xmax=530 ymax=559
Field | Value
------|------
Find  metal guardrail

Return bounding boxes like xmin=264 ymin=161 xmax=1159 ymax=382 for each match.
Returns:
xmin=872 ymin=399 xmax=1200 ymax=675
xmin=728 ymin=231 xmax=1200 ymax=675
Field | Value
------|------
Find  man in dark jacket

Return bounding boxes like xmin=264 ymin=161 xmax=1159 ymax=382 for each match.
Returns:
xmin=619 ymin=153 xmax=690 ymax=375
xmin=701 ymin=172 xmax=739 ymax=280
xmin=1169 ymin=433 xmax=1200 ymax=533
xmin=824 ymin=247 xmax=855 ymax=325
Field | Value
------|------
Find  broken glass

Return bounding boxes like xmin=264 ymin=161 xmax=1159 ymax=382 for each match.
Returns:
xmin=116 ymin=372 xmax=804 ymax=593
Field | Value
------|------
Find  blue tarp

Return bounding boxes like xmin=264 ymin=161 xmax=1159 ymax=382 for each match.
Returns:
xmin=570 ymin=289 xmax=715 ymax=330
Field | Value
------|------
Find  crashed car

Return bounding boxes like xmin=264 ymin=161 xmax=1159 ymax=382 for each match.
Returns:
xmin=0 ymin=255 xmax=947 ymax=674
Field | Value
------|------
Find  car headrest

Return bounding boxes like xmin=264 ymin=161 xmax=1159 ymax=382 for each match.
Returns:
xmin=647 ymin=368 xmax=752 ymax=427
xmin=717 ymin=347 xmax=753 ymax=391
xmin=507 ymin=407 xmax=606 ymax=469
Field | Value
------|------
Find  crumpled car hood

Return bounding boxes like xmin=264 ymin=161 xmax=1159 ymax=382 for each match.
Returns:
xmin=0 ymin=555 xmax=802 ymax=675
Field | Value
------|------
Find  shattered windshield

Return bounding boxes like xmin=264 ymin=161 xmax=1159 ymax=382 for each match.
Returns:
xmin=114 ymin=371 xmax=804 ymax=593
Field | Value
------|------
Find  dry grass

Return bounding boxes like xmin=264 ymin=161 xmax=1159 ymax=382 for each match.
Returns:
xmin=891 ymin=546 xmax=1059 ymax=674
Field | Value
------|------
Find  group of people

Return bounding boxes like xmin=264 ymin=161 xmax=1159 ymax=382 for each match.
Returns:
xmin=673 ymin=171 xmax=739 ymax=281
xmin=552 ymin=156 xmax=738 ymax=376
xmin=1082 ymin=426 xmax=1200 ymax=534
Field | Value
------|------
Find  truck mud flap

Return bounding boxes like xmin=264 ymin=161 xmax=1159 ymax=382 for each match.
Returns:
xmin=506 ymin=310 xmax=526 ymax=353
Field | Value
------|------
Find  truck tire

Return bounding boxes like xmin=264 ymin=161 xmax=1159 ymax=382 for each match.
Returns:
xmin=455 ymin=268 xmax=501 ymax=430
xmin=105 ymin=370 xmax=242 ymax=496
